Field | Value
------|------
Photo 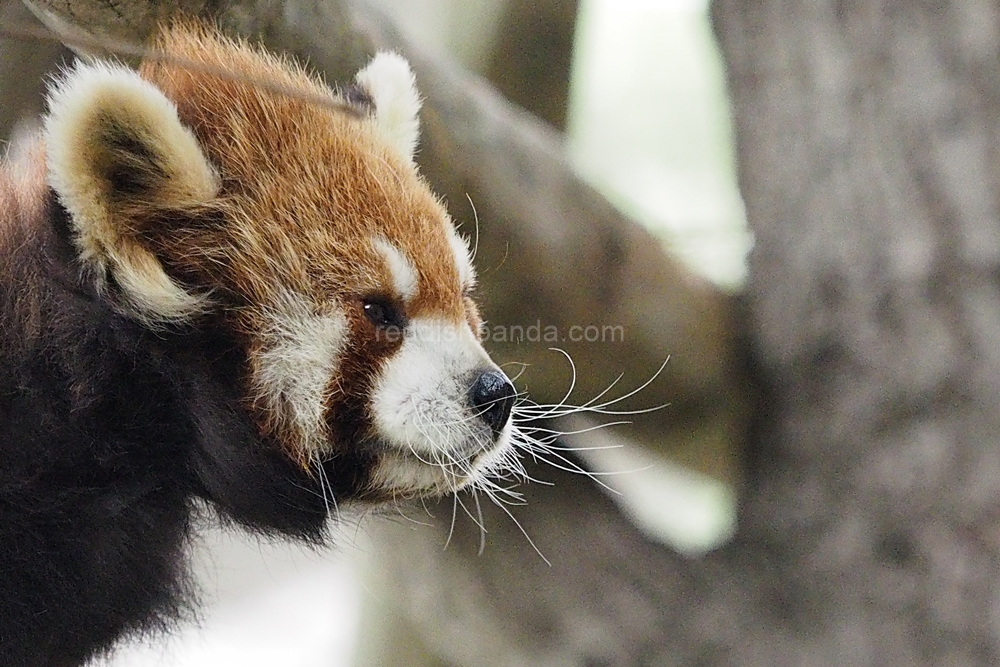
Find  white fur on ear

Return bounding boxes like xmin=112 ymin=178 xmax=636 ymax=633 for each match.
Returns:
xmin=44 ymin=61 xmax=219 ymax=324
xmin=355 ymin=52 xmax=422 ymax=163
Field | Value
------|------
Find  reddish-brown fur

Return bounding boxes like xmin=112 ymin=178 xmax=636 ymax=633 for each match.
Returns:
xmin=142 ymin=24 xmax=464 ymax=316
xmin=130 ymin=23 xmax=476 ymax=461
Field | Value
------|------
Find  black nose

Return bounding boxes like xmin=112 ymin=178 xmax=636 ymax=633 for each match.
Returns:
xmin=469 ymin=370 xmax=516 ymax=436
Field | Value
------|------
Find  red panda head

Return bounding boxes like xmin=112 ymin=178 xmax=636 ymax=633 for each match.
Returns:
xmin=42 ymin=22 xmax=518 ymax=502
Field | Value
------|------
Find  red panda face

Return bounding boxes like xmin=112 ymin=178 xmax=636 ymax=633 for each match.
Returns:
xmin=42 ymin=22 xmax=517 ymax=501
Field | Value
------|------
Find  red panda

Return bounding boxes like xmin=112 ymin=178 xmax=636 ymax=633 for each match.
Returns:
xmin=0 ymin=20 xmax=518 ymax=666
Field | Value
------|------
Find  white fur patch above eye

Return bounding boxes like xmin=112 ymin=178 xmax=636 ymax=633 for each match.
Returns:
xmin=254 ymin=293 xmax=349 ymax=458
xmin=355 ymin=52 xmax=422 ymax=163
xmin=374 ymin=238 xmax=418 ymax=302
xmin=44 ymin=60 xmax=219 ymax=323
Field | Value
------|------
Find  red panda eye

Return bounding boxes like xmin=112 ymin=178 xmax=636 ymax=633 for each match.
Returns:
xmin=363 ymin=299 xmax=406 ymax=329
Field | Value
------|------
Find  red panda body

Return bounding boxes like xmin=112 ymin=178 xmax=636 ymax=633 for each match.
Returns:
xmin=0 ymin=22 xmax=517 ymax=666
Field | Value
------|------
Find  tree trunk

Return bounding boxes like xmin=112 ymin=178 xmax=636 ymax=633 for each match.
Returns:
xmin=711 ymin=0 xmax=1000 ymax=661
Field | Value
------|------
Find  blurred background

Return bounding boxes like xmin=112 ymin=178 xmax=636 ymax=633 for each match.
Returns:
xmin=62 ymin=0 xmax=747 ymax=664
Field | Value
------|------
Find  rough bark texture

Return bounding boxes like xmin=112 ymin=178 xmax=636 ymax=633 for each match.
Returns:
xmin=713 ymin=0 xmax=1000 ymax=662
xmin=358 ymin=2 xmax=1000 ymax=666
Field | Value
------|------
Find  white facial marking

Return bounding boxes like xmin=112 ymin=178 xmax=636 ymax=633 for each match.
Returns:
xmin=447 ymin=228 xmax=475 ymax=290
xmin=370 ymin=317 xmax=509 ymax=491
xmin=374 ymin=238 xmax=418 ymax=302
xmin=253 ymin=292 xmax=348 ymax=456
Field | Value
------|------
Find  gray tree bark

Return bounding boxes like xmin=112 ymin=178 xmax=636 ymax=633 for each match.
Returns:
xmin=712 ymin=0 xmax=1000 ymax=661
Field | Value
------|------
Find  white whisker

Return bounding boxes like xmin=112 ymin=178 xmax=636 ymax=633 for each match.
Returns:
xmin=484 ymin=491 xmax=550 ymax=567
xmin=444 ymin=491 xmax=459 ymax=551
xmin=465 ymin=193 xmax=481 ymax=263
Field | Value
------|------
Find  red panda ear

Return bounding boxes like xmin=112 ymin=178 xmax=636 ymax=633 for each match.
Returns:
xmin=355 ymin=52 xmax=422 ymax=163
xmin=44 ymin=61 xmax=219 ymax=325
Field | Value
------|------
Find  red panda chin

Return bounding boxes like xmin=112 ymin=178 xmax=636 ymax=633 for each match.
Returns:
xmin=363 ymin=428 xmax=518 ymax=500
